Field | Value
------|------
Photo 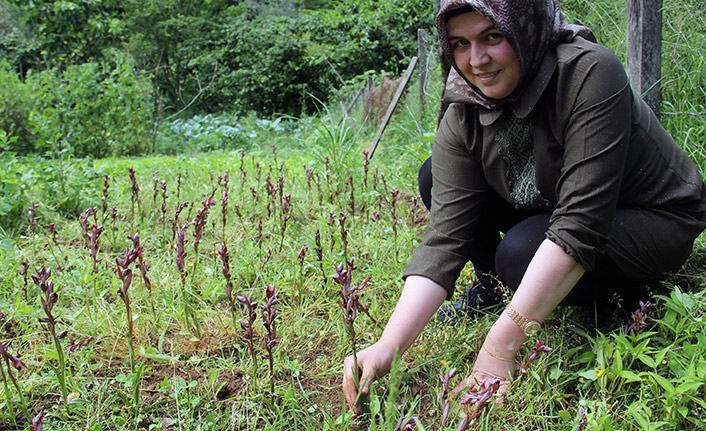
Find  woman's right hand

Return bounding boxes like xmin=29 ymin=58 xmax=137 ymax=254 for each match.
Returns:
xmin=342 ymin=342 xmax=396 ymax=415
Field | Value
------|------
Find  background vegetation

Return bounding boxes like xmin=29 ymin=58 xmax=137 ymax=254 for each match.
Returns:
xmin=0 ymin=0 xmax=704 ymax=430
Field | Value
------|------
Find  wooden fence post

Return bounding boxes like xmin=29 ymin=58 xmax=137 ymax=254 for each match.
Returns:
xmin=627 ymin=0 xmax=663 ymax=118
xmin=367 ymin=57 xmax=419 ymax=159
xmin=418 ymin=29 xmax=427 ymax=125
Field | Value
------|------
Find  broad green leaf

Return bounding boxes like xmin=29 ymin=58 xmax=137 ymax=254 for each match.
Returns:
xmin=649 ymin=372 xmax=675 ymax=394
xmin=618 ymin=370 xmax=642 ymax=382
xmin=577 ymin=369 xmax=599 ymax=381
xmin=612 ymin=350 xmax=623 ymax=374
xmin=674 ymin=380 xmax=703 ymax=393
xmin=638 ymin=353 xmax=656 ymax=368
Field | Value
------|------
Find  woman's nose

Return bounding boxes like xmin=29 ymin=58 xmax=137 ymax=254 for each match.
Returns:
xmin=470 ymin=44 xmax=490 ymax=68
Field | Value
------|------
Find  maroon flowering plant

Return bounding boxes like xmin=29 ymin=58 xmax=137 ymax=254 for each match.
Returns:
xmin=390 ymin=188 xmax=401 ymax=258
xmin=409 ymin=196 xmax=421 ymax=223
xmin=0 ymin=340 xmax=25 ymax=372
xmin=280 ymin=194 xmax=292 ymax=250
xmin=237 ymin=293 xmax=259 ymax=389
xmin=260 ymin=284 xmax=279 ymax=394
xmin=256 ymin=219 xmax=263 ymax=249
xmin=152 ymin=170 xmax=160 ymax=206
xmin=362 ymin=150 xmax=370 ymax=192
xmin=519 ymin=339 xmax=553 ymax=377
xmin=192 ymin=197 xmax=215 ymax=255
xmin=160 ymin=180 xmax=168 ymax=231
xmin=219 ymin=171 xmax=230 ymax=235
xmin=19 ymin=260 xmax=30 ymax=301
xmin=296 ymin=245 xmax=309 ymax=304
xmin=128 ymin=233 xmax=152 ymax=292
xmin=27 ymin=203 xmax=39 ymax=232
xmin=80 ymin=207 xmax=103 ymax=273
xmin=624 ymin=301 xmax=656 ymax=335
xmin=217 ymin=242 xmax=239 ymax=335
xmin=100 ymin=173 xmax=110 ymax=217
xmin=176 ymin=172 xmax=183 ymax=203
xmin=439 ymin=368 xmax=458 ymax=429
xmin=127 ymin=167 xmax=142 ymax=220
xmin=314 ymin=229 xmax=324 ymax=278
xmin=575 ymin=405 xmax=587 ymax=431
xmin=32 ymin=266 xmax=69 ymax=406
xmin=333 ymin=258 xmax=376 ymax=387
xmin=171 ymin=201 xmax=189 ymax=241
xmin=458 ymin=377 xmax=502 ymax=426
xmin=116 ymin=244 xmax=139 ymax=373
xmin=264 ymin=173 xmax=274 ymax=217
xmin=33 ymin=266 xmax=58 ymax=328
xmin=45 ymin=223 xmax=60 ymax=250
xmin=393 ymin=415 xmax=418 ymax=431
xmin=305 ymin=166 xmax=314 ymax=191
xmin=339 ymin=212 xmax=348 ymax=261
xmin=31 ymin=411 xmax=45 ymax=431
xmin=345 ymin=174 xmax=355 ymax=216
xmin=65 ymin=336 xmax=102 ymax=355
xmin=175 ymin=223 xmax=189 ymax=287
xmin=0 ymin=340 xmax=32 ymax=422
xmin=296 ymin=244 xmax=308 ymax=261
xmin=250 ymin=187 xmax=259 ymax=205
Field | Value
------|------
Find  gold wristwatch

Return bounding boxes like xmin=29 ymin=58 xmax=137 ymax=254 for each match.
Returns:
xmin=505 ymin=302 xmax=541 ymax=336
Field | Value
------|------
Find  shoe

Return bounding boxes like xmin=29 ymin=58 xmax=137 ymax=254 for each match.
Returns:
xmin=436 ymin=279 xmax=501 ymax=323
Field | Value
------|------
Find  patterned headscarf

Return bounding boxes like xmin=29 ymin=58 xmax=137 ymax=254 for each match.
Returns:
xmin=438 ymin=0 xmax=595 ymax=110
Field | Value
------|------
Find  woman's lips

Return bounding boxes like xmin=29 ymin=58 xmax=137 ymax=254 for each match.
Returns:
xmin=475 ymin=71 xmax=500 ymax=83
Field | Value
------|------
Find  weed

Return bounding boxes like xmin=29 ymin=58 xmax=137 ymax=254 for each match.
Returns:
xmin=260 ymin=284 xmax=279 ymax=396
xmin=33 ymin=266 xmax=70 ymax=408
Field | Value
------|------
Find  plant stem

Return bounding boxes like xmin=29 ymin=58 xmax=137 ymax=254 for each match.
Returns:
xmin=50 ymin=329 xmax=69 ymax=407
xmin=0 ymin=359 xmax=32 ymax=423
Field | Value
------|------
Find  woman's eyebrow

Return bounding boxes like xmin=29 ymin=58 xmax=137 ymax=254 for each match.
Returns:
xmin=478 ymin=24 xmax=498 ymax=35
xmin=447 ymin=24 xmax=499 ymax=40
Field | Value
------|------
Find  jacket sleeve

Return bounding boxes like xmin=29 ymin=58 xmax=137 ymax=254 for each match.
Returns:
xmin=403 ymin=103 xmax=487 ymax=299
xmin=545 ymin=44 xmax=632 ymax=271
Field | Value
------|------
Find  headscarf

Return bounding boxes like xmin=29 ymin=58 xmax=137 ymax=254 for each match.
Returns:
xmin=438 ymin=0 xmax=595 ymax=110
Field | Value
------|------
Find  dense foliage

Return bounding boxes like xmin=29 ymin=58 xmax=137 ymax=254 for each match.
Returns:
xmin=0 ymin=0 xmax=435 ymax=157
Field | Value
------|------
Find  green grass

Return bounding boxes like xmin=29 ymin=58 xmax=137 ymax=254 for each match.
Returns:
xmin=1 ymin=110 xmax=705 ymax=430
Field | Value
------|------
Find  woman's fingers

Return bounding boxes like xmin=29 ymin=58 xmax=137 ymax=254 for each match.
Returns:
xmin=448 ymin=376 xmax=474 ymax=400
xmin=342 ymin=355 xmax=362 ymax=412
xmin=342 ymin=346 xmax=392 ymax=414
xmin=358 ymin=362 xmax=376 ymax=396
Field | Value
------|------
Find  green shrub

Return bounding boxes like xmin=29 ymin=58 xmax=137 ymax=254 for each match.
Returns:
xmin=0 ymin=152 xmax=31 ymax=232
xmin=0 ymin=59 xmax=35 ymax=154
xmin=28 ymin=50 xmax=153 ymax=158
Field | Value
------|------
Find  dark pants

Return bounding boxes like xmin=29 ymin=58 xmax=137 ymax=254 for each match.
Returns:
xmin=418 ymin=157 xmax=657 ymax=311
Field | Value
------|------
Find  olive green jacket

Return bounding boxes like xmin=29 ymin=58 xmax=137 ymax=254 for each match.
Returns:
xmin=404 ymin=37 xmax=706 ymax=297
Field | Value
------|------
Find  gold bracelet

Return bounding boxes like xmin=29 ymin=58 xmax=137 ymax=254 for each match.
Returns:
xmin=482 ymin=343 xmax=515 ymax=363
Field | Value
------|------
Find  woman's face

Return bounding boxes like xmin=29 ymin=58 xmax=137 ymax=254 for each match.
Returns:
xmin=447 ymin=11 xmax=522 ymax=100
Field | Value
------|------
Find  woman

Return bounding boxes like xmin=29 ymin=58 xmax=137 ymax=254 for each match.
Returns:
xmin=342 ymin=0 xmax=706 ymax=415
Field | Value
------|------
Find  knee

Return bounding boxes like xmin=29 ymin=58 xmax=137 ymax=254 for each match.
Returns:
xmin=418 ymin=157 xmax=432 ymax=211
xmin=494 ymin=215 xmax=550 ymax=291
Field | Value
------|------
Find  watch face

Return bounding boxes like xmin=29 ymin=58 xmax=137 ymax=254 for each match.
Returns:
xmin=524 ymin=322 xmax=541 ymax=336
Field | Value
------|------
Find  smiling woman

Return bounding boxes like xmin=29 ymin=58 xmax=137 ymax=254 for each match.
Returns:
xmin=446 ymin=10 xmax=521 ymax=100
xmin=342 ymin=0 xmax=706 ymax=422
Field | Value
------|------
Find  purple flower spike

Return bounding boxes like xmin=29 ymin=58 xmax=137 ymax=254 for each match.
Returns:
xmin=30 ymin=411 xmax=45 ymax=431
xmin=624 ymin=301 xmax=656 ymax=335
